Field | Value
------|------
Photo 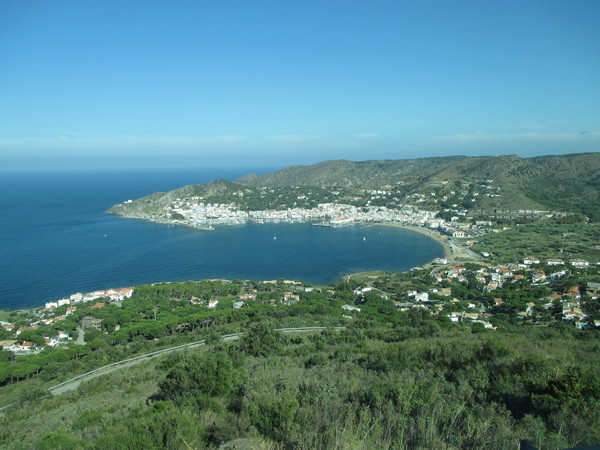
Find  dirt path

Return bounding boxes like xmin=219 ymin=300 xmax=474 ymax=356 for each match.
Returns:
xmin=76 ymin=326 xmax=85 ymax=345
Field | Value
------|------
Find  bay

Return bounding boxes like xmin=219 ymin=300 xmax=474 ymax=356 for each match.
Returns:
xmin=0 ymin=168 xmax=443 ymax=310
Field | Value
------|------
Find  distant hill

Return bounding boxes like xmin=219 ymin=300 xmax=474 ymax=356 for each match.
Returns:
xmin=237 ymin=156 xmax=466 ymax=188
xmin=108 ymin=153 xmax=600 ymax=221
xmin=106 ymin=179 xmax=244 ymax=222
xmin=238 ymin=153 xmax=600 ymax=219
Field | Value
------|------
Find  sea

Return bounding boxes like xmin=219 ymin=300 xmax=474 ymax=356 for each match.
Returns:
xmin=0 ymin=167 xmax=444 ymax=310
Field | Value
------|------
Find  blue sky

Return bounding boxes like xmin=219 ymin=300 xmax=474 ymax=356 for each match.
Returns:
xmin=1 ymin=0 xmax=599 ymax=170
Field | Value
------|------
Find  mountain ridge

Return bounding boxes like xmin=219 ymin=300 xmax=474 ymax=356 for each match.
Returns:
xmin=236 ymin=153 xmax=600 ymax=218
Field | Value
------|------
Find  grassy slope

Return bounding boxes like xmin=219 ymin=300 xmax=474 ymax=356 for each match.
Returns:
xmin=473 ymin=222 xmax=600 ymax=263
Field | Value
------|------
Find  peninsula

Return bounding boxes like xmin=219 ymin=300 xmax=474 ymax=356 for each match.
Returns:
xmin=106 ymin=154 xmax=600 ymax=256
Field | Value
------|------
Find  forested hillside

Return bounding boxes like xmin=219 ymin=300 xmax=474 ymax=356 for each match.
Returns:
xmin=236 ymin=157 xmax=465 ymax=188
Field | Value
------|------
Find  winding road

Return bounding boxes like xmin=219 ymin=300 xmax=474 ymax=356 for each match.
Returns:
xmin=46 ymin=326 xmax=345 ymax=396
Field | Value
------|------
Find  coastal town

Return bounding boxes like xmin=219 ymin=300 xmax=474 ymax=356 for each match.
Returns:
xmin=0 ymin=287 xmax=134 ymax=356
xmin=2 ymin=174 xmax=599 ymax=359
xmin=2 ymin=250 xmax=598 ymax=360
xmin=110 ymin=177 xmax=565 ymax=241
xmin=1 ymin=173 xmax=599 ymax=388
xmin=166 ymin=198 xmax=440 ymax=229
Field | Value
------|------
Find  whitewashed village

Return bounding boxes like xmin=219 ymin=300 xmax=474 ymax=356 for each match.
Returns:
xmin=113 ymin=178 xmax=554 ymax=239
xmin=0 ymin=287 xmax=134 ymax=355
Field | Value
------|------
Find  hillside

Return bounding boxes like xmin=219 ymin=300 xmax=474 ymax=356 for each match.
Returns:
xmin=106 ymin=179 xmax=245 ymax=223
xmin=2 ymin=306 xmax=600 ymax=449
xmin=238 ymin=153 xmax=600 ymax=218
xmin=107 ymin=153 xmax=600 ymax=224
xmin=236 ymin=156 xmax=466 ymax=188
xmin=2 ymin=249 xmax=600 ymax=448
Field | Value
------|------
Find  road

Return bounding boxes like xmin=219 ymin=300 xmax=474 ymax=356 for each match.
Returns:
xmin=446 ymin=239 xmax=481 ymax=262
xmin=76 ymin=326 xmax=85 ymax=345
xmin=46 ymin=326 xmax=345 ymax=396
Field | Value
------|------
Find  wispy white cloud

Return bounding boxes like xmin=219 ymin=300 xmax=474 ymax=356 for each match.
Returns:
xmin=264 ymin=134 xmax=324 ymax=143
xmin=0 ymin=134 xmax=248 ymax=154
xmin=513 ymin=120 xmax=553 ymax=130
xmin=353 ymin=133 xmax=380 ymax=140
xmin=0 ymin=132 xmax=389 ymax=160
xmin=201 ymin=135 xmax=247 ymax=143
xmin=431 ymin=131 xmax=600 ymax=143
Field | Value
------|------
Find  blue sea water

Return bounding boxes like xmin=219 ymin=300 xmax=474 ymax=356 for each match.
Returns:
xmin=0 ymin=168 xmax=444 ymax=310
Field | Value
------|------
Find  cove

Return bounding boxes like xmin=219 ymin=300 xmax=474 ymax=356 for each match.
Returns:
xmin=0 ymin=169 xmax=444 ymax=310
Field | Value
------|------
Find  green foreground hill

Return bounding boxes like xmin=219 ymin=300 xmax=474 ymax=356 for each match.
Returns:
xmin=2 ymin=315 xmax=599 ymax=449
xmin=2 ymin=237 xmax=600 ymax=448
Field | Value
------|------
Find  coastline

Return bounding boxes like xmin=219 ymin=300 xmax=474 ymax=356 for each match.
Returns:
xmin=5 ymin=220 xmax=455 ymax=312
xmin=369 ymin=222 xmax=481 ymax=265
xmin=116 ymin=214 xmax=457 ymax=262
xmin=369 ymin=223 xmax=452 ymax=259
xmin=343 ymin=223 xmax=480 ymax=283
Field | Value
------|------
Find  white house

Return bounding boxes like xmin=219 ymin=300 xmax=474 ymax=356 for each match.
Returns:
xmin=57 ymin=331 xmax=70 ymax=340
xmin=353 ymin=287 xmax=373 ymax=295
xmin=447 ymin=313 xmax=462 ymax=323
xmin=415 ymin=292 xmax=429 ymax=302
xmin=570 ymin=259 xmax=589 ymax=268
xmin=439 ymin=226 xmax=465 ymax=238
xmin=342 ymin=304 xmax=361 ymax=312
xmin=104 ymin=287 xmax=134 ymax=301
xmin=17 ymin=341 xmax=35 ymax=352
xmin=44 ymin=337 xmax=58 ymax=347
xmin=471 ymin=320 xmax=494 ymax=329
xmin=70 ymin=293 xmax=84 ymax=303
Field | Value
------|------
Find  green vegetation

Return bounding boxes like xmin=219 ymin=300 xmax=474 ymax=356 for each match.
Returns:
xmin=238 ymin=154 xmax=600 ymax=219
xmin=474 ymin=222 xmax=600 ymax=263
xmin=6 ymin=150 xmax=600 ymax=448
xmin=2 ymin=320 xmax=599 ymax=449
xmin=1 ymin=271 xmax=599 ymax=448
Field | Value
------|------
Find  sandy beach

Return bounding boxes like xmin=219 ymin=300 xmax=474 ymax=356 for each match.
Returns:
xmin=369 ymin=223 xmax=452 ymax=258
xmin=369 ymin=223 xmax=481 ymax=264
xmin=343 ymin=223 xmax=480 ymax=282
